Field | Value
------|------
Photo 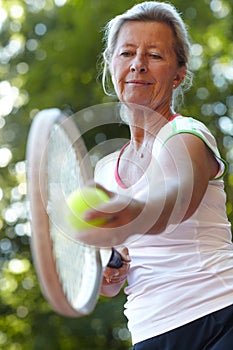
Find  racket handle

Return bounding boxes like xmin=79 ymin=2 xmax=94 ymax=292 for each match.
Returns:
xmin=107 ymin=248 xmax=124 ymax=269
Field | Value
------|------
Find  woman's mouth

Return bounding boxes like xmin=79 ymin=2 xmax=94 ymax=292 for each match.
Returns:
xmin=126 ymin=80 xmax=153 ymax=85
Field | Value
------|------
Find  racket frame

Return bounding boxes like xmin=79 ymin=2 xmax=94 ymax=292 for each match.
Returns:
xmin=27 ymin=109 xmax=103 ymax=317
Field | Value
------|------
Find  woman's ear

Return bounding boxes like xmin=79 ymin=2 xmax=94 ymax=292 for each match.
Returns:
xmin=173 ymin=65 xmax=187 ymax=89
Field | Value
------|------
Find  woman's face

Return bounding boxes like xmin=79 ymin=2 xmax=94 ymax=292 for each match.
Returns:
xmin=110 ymin=21 xmax=186 ymax=112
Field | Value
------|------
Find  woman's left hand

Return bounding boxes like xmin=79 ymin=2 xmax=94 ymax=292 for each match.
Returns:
xmin=73 ymin=186 xmax=145 ymax=247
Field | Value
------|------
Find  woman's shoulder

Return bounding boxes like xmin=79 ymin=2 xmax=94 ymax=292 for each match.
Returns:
xmin=155 ymin=115 xmax=227 ymax=180
xmin=158 ymin=115 xmax=215 ymax=144
xmin=169 ymin=115 xmax=219 ymax=148
xmin=170 ymin=115 xmax=210 ymax=133
xmin=153 ymin=115 xmax=218 ymax=158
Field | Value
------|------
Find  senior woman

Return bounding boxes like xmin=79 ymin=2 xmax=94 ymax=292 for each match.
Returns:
xmin=80 ymin=2 xmax=233 ymax=349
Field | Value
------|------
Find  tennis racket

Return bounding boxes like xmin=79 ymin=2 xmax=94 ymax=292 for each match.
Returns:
xmin=26 ymin=108 xmax=123 ymax=317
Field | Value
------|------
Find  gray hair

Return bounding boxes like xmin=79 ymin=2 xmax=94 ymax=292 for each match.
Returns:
xmin=101 ymin=1 xmax=192 ymax=110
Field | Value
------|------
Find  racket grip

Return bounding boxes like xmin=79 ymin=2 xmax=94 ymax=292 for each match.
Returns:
xmin=107 ymin=248 xmax=124 ymax=269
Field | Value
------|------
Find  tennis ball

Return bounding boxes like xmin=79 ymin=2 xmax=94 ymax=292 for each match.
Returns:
xmin=66 ymin=187 xmax=110 ymax=230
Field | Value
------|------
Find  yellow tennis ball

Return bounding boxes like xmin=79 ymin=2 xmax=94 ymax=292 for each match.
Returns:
xmin=66 ymin=187 xmax=110 ymax=230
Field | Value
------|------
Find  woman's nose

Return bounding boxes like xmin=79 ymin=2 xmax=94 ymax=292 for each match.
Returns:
xmin=130 ymin=55 xmax=147 ymax=73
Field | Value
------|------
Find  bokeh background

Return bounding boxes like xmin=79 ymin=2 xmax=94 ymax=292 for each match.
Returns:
xmin=0 ymin=0 xmax=233 ymax=349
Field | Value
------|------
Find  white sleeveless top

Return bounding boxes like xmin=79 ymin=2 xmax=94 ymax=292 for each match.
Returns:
xmin=95 ymin=116 xmax=233 ymax=345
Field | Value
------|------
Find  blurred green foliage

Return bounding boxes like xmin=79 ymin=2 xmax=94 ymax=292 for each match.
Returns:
xmin=0 ymin=0 xmax=233 ymax=349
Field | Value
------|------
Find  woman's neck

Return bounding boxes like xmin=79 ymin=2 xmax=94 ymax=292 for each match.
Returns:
xmin=128 ymin=111 xmax=174 ymax=148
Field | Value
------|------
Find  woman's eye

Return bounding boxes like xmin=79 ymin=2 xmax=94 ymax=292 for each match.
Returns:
xmin=150 ymin=53 xmax=162 ymax=59
xmin=120 ymin=51 xmax=133 ymax=57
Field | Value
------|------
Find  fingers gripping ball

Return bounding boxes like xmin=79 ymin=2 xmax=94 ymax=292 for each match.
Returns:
xmin=66 ymin=187 xmax=110 ymax=230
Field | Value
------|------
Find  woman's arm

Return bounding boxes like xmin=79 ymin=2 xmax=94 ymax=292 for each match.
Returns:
xmin=76 ymin=133 xmax=219 ymax=247
xmin=144 ymin=132 xmax=220 ymax=233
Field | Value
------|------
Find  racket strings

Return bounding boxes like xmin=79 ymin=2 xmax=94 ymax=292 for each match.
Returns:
xmin=47 ymin=122 xmax=101 ymax=313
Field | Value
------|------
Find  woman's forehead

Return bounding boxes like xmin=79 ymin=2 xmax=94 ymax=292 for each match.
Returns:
xmin=117 ymin=21 xmax=174 ymax=41
xmin=115 ymin=21 xmax=175 ymax=49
